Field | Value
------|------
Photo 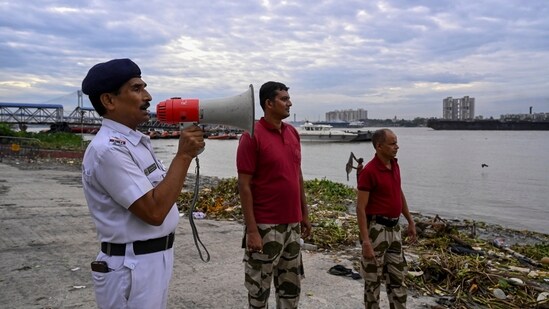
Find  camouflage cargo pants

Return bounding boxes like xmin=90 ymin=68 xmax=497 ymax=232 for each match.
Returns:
xmin=243 ymin=223 xmax=304 ymax=309
xmin=360 ymin=221 xmax=407 ymax=309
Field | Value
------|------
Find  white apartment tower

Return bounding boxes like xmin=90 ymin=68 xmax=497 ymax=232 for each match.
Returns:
xmin=325 ymin=108 xmax=368 ymax=122
xmin=443 ymin=96 xmax=475 ymax=120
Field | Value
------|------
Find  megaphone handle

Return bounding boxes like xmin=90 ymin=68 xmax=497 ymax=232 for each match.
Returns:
xmin=179 ymin=122 xmax=205 ymax=155
xmin=179 ymin=122 xmax=196 ymax=130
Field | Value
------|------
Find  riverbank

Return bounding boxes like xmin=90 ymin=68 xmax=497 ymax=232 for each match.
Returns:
xmin=0 ymin=157 xmax=440 ymax=309
xmin=1 ymin=157 xmax=547 ymax=308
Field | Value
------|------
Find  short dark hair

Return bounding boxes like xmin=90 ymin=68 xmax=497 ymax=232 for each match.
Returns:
xmin=259 ymin=81 xmax=289 ymax=110
xmin=87 ymin=89 xmax=121 ymax=116
xmin=372 ymin=129 xmax=391 ymax=149
xmin=88 ymin=94 xmax=105 ymax=116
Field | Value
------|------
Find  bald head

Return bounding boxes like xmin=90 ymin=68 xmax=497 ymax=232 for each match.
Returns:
xmin=372 ymin=129 xmax=393 ymax=149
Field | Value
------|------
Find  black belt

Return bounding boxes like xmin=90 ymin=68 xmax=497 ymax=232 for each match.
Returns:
xmin=101 ymin=233 xmax=175 ymax=256
xmin=367 ymin=215 xmax=399 ymax=227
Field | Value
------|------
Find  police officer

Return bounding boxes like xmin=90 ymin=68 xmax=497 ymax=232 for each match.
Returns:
xmin=81 ymin=58 xmax=204 ymax=309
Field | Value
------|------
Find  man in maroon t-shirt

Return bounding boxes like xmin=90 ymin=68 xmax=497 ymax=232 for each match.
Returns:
xmin=237 ymin=81 xmax=311 ymax=309
xmin=356 ymin=128 xmax=417 ymax=309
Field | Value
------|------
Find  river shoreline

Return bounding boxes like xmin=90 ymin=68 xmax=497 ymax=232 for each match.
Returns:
xmin=2 ymin=155 xmax=547 ymax=246
xmin=1 ymin=155 xmax=548 ymax=308
xmin=0 ymin=156 xmax=443 ymax=308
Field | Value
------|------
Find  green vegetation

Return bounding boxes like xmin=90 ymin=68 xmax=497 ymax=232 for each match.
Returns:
xmin=303 ymin=178 xmax=359 ymax=248
xmin=0 ymin=123 xmax=84 ymax=150
xmin=177 ymin=177 xmax=359 ymax=249
xmin=178 ymin=178 xmax=242 ymax=220
xmin=512 ymin=243 xmax=549 ymax=261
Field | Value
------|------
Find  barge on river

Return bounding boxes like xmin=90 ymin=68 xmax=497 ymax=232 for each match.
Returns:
xmin=427 ymin=119 xmax=549 ymax=130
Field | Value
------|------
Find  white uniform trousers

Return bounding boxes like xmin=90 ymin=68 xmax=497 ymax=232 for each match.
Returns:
xmin=92 ymin=245 xmax=174 ymax=309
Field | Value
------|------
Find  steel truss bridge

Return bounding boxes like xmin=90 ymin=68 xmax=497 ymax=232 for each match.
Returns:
xmin=0 ymin=103 xmax=101 ymax=125
xmin=0 ymin=91 xmax=174 ymax=131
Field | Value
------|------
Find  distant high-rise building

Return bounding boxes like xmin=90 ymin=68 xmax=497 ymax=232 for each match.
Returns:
xmin=325 ymin=108 xmax=368 ymax=122
xmin=443 ymin=96 xmax=475 ymax=120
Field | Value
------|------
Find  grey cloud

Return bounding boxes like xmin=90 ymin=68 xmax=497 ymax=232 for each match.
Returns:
xmin=0 ymin=0 xmax=548 ymax=119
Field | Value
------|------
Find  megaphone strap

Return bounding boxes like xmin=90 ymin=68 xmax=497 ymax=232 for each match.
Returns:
xmin=188 ymin=157 xmax=211 ymax=263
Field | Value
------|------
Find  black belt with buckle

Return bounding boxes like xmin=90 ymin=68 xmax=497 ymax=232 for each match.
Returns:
xmin=101 ymin=233 xmax=175 ymax=256
xmin=367 ymin=215 xmax=399 ymax=227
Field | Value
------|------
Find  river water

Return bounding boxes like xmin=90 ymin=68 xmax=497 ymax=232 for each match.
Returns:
xmin=151 ymin=127 xmax=549 ymax=234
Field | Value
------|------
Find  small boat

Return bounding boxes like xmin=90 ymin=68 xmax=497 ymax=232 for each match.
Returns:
xmin=70 ymin=126 xmax=99 ymax=134
xmin=168 ymin=130 xmax=180 ymax=139
xmin=207 ymin=132 xmax=238 ymax=140
xmin=348 ymin=121 xmax=365 ymax=128
xmin=146 ymin=129 xmax=163 ymax=139
xmin=160 ymin=130 xmax=171 ymax=139
xmin=297 ymin=121 xmax=372 ymax=142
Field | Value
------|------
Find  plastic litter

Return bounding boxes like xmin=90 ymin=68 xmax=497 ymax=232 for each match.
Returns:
xmin=328 ymin=264 xmax=361 ymax=280
xmin=537 ymin=292 xmax=549 ymax=302
xmin=492 ymin=238 xmax=507 ymax=248
xmin=493 ymin=288 xmax=506 ymax=300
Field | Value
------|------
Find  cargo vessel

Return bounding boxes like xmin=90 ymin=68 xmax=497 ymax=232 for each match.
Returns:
xmin=427 ymin=119 xmax=549 ymax=130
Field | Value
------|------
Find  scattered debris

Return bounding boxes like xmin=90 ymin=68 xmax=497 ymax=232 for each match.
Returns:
xmin=15 ymin=265 xmax=32 ymax=271
xmin=192 ymin=211 xmax=206 ymax=219
xmin=328 ymin=264 xmax=361 ymax=280
xmin=175 ymin=177 xmax=549 ymax=308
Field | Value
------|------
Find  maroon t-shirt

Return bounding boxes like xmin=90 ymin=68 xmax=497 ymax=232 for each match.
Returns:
xmin=357 ymin=154 xmax=403 ymax=218
xmin=237 ymin=118 xmax=303 ymax=224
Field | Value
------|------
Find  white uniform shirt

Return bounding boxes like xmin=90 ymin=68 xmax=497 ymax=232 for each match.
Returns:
xmin=82 ymin=119 xmax=179 ymax=244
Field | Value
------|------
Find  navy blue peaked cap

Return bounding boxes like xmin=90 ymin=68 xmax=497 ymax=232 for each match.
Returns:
xmin=82 ymin=58 xmax=141 ymax=96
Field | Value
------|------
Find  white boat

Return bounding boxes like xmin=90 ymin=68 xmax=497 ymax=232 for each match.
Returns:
xmin=348 ymin=120 xmax=365 ymax=128
xmin=297 ymin=121 xmax=372 ymax=142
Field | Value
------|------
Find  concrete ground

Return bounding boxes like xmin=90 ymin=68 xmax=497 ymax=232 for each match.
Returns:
xmin=0 ymin=161 xmax=438 ymax=309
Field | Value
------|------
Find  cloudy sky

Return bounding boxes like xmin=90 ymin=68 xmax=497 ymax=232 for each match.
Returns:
xmin=1 ymin=0 xmax=548 ymax=120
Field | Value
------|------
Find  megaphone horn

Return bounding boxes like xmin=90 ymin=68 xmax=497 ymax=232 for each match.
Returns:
xmin=156 ymin=84 xmax=255 ymax=136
